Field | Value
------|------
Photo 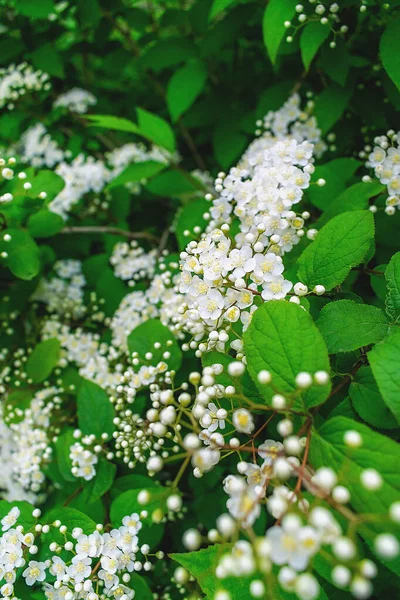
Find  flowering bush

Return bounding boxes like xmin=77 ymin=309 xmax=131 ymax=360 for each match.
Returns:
xmin=0 ymin=1 xmax=399 ymax=599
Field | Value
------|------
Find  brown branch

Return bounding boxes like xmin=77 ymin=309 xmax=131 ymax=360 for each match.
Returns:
xmin=61 ymin=226 xmax=159 ymax=243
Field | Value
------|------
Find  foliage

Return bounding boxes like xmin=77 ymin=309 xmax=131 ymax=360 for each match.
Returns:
xmin=0 ymin=1 xmax=399 ymax=600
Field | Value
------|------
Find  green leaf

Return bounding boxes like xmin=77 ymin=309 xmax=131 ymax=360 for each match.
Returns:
xmin=45 ymin=507 xmax=96 ymax=536
xmin=314 ymin=83 xmax=353 ymax=134
xmin=175 ymin=198 xmax=210 ymax=250
xmin=319 ymin=40 xmax=351 ymax=87
xmin=127 ymin=574 xmax=153 ymax=600
xmin=244 ymin=301 xmax=331 ymax=410
xmin=262 ymin=0 xmax=297 ymax=65
xmin=15 ymin=0 xmax=54 ymax=19
xmin=127 ymin=319 xmax=182 ymax=371
xmin=300 ymin=22 xmax=330 ymax=70
xmin=77 ymin=379 xmax=115 ymax=439
xmin=31 ymin=44 xmax=64 ymax=78
xmin=77 ymin=0 xmax=100 ymax=28
xmin=0 ymin=229 xmax=40 ymax=280
xmin=306 ymin=158 xmax=360 ymax=211
xmin=82 ymin=458 xmax=116 ymax=504
xmin=86 ymin=114 xmax=140 ymax=134
xmin=297 ymin=210 xmax=374 ymax=290
xmin=141 ymin=38 xmax=197 ymax=72
xmin=213 ymin=124 xmax=248 ymax=171
xmin=107 ymin=161 xmax=166 ymax=190
xmin=146 ymin=169 xmax=200 ymax=197
xmin=310 ymin=417 xmax=400 ymax=566
xmin=167 ymin=60 xmax=207 ymax=122
xmin=110 ymin=488 xmax=165 ymax=549
xmin=368 ymin=330 xmax=400 ymax=424
xmin=380 ymin=20 xmax=400 ymax=92
xmin=26 ymin=338 xmax=60 ymax=383
xmin=27 ymin=210 xmax=64 ymax=238
xmin=209 ymin=0 xmax=237 ymax=20
xmin=55 ymin=428 xmax=76 ymax=482
xmin=385 ymin=252 xmax=400 ymax=322
xmin=0 ymin=500 xmax=35 ymax=530
xmin=318 ymin=181 xmax=384 ymax=226
xmin=27 ymin=170 xmax=65 ymax=201
xmin=349 ymin=366 xmax=398 ymax=430
xmin=137 ymin=107 xmax=176 ymax=153
xmin=316 ymin=300 xmax=389 ymax=354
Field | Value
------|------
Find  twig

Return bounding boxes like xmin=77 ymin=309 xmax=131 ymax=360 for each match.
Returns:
xmin=61 ymin=226 xmax=159 ymax=243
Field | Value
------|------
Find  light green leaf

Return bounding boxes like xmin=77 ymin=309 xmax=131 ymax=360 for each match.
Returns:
xmin=310 ymin=417 xmax=400 ymax=572
xmin=137 ymin=107 xmax=176 ymax=153
xmin=316 ymin=300 xmax=389 ymax=354
xmin=86 ymin=114 xmax=140 ymax=134
xmin=297 ymin=210 xmax=374 ymax=290
xmin=77 ymin=379 xmax=115 ymax=439
xmin=385 ymin=252 xmax=400 ymax=322
xmin=26 ymin=338 xmax=60 ymax=383
xmin=209 ymin=0 xmax=237 ymax=20
xmin=0 ymin=229 xmax=40 ymax=280
xmin=82 ymin=458 xmax=116 ymax=504
xmin=107 ymin=161 xmax=166 ymax=190
xmin=380 ymin=20 xmax=400 ymax=92
xmin=262 ymin=0 xmax=297 ymax=65
xmin=167 ymin=60 xmax=207 ymax=122
xmin=127 ymin=319 xmax=182 ymax=371
xmin=314 ymin=83 xmax=353 ymax=134
xmin=300 ymin=21 xmax=330 ymax=70
xmin=27 ymin=210 xmax=64 ymax=238
xmin=244 ymin=301 xmax=331 ymax=410
xmin=368 ymin=330 xmax=400 ymax=424
xmin=349 ymin=366 xmax=398 ymax=430
xmin=171 ymin=545 xmax=247 ymax=599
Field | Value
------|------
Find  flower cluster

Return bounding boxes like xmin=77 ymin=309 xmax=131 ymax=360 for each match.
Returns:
xmin=0 ymin=506 xmax=153 ymax=600
xmin=180 ymin=137 xmax=316 ymax=340
xmin=53 ymin=88 xmax=97 ymax=114
xmin=0 ymin=63 xmax=50 ymax=109
xmin=363 ymin=129 xmax=400 ymax=215
xmin=32 ymin=259 xmax=87 ymax=319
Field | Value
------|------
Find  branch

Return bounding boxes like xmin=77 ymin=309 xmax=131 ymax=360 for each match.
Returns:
xmin=61 ymin=226 xmax=159 ymax=243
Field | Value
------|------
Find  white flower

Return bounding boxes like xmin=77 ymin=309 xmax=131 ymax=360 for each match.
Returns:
xmin=233 ymin=409 xmax=255 ymax=434
xmin=1 ymin=507 xmax=20 ymax=532
xmin=23 ymin=560 xmax=47 ymax=586
xmin=267 ymin=524 xmax=320 ymax=571
xmin=122 ymin=513 xmax=142 ymax=534
xmin=198 ymin=289 xmax=225 ymax=321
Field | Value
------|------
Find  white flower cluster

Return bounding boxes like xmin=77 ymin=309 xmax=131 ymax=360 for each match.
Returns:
xmin=241 ymin=94 xmax=326 ymax=172
xmin=19 ymin=123 xmax=67 ymax=168
xmin=0 ymin=63 xmax=50 ymax=109
xmin=180 ymin=137 xmax=315 ymax=340
xmin=110 ymin=242 xmax=157 ymax=283
xmin=363 ymin=130 xmax=400 ymax=215
xmin=69 ymin=441 xmax=99 ymax=481
xmin=6 ymin=388 xmax=61 ymax=494
xmin=0 ymin=506 xmax=152 ymax=600
xmin=53 ymin=87 xmax=97 ymax=114
xmin=110 ymin=263 xmax=185 ymax=352
xmin=32 ymin=260 xmax=87 ymax=319
xmin=0 ymin=408 xmax=39 ymax=504
xmin=51 ymin=154 xmax=111 ymax=218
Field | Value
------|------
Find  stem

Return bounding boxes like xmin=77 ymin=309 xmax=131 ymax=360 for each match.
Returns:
xmin=61 ymin=226 xmax=159 ymax=243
